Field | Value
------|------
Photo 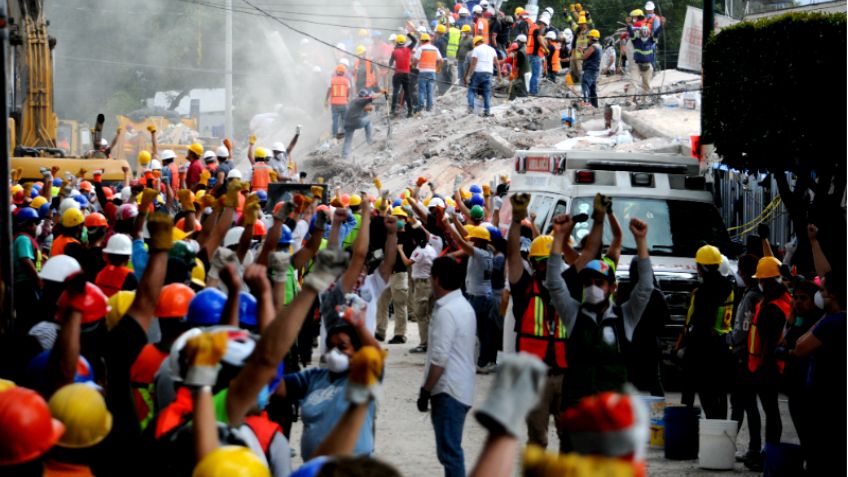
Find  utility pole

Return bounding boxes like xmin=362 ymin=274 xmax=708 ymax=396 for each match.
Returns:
xmin=0 ymin=0 xmax=12 ymax=331
xmin=225 ymin=0 xmax=233 ymax=139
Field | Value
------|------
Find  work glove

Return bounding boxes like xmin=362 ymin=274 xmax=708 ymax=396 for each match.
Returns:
xmin=482 ymin=184 xmax=491 ymax=198
xmin=757 ymin=222 xmax=770 ymax=239
xmin=224 ymin=179 xmax=242 ymax=208
xmin=302 ymin=248 xmax=349 ymax=293
xmin=208 ymin=247 xmax=238 ymax=281
xmin=275 ymin=201 xmax=294 ymax=222
xmin=269 ymin=170 xmax=279 ymax=182
xmin=312 ymin=208 xmax=330 ymax=233
xmin=249 ymin=134 xmax=257 ymax=145
xmin=139 ymin=188 xmax=159 ymax=213
xmin=223 ymin=138 xmax=232 ymax=152
xmin=493 ymin=196 xmax=504 ymax=211
xmin=11 ymin=167 xmax=23 ymax=182
xmin=602 ymin=195 xmax=613 ymax=214
xmin=592 ymin=193 xmax=606 ymax=222
xmin=184 ymin=331 xmax=229 ymax=388
xmin=417 ymin=387 xmax=431 ymax=413
xmin=269 ymin=251 xmax=292 ymax=283
xmin=373 ymin=177 xmax=383 ymax=191
xmin=199 ymin=193 xmax=216 ymax=211
xmin=77 ymin=168 xmax=88 ymax=179
xmin=39 ymin=167 xmax=52 ymax=181
xmin=92 ymin=169 xmax=104 ymax=184
xmin=147 ymin=212 xmax=175 ymax=252
xmin=22 ymin=183 xmax=33 ymax=200
xmin=292 ymin=194 xmax=310 ymax=214
xmin=310 ymin=185 xmax=325 ymax=200
xmin=416 ymin=176 xmax=428 ymax=188
xmin=242 ymin=194 xmax=261 ymax=226
xmin=199 ymin=170 xmax=211 ymax=187
xmin=474 ymin=353 xmax=548 ymax=437
xmin=510 ymin=193 xmax=531 ymax=219
xmin=147 ymin=124 xmax=157 ymax=134
xmin=296 ymin=124 xmax=302 ymax=135
xmin=453 ymin=174 xmax=463 ymax=192
xmin=346 ymin=346 xmax=388 ymax=404
xmin=178 ymin=189 xmax=196 ymax=212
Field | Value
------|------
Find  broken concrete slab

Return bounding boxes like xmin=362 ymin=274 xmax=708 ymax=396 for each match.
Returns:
xmin=622 ymin=108 xmax=700 ymax=140
xmin=483 ymin=131 xmax=516 ymax=157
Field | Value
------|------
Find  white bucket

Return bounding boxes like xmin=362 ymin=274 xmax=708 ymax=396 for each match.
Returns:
xmin=698 ymin=419 xmax=738 ymax=470
xmin=638 ymin=396 xmax=666 ymax=448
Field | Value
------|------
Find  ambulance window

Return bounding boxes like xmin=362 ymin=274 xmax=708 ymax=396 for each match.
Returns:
xmin=529 ymin=195 xmax=554 ymax=230
xmin=552 ymin=200 xmax=568 ymax=219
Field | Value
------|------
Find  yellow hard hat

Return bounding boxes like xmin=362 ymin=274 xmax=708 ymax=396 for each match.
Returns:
xmin=254 ymin=147 xmax=268 ymax=159
xmin=192 ymin=258 xmax=206 ymax=288
xmin=578 ymin=15 xmax=587 ymax=24
xmin=436 ymin=24 xmax=447 ymax=33
xmin=192 ymin=446 xmax=270 ymax=477
xmin=466 ymin=225 xmax=491 ymax=242
xmin=575 ymin=3 xmax=583 ymax=10
xmin=355 ymin=44 xmax=367 ymax=55
xmin=630 ymin=9 xmax=645 ymax=17
xmin=473 ymin=35 xmax=484 ymax=45
xmin=48 ymin=384 xmax=113 ymax=449
xmin=529 ymin=235 xmax=554 ymax=259
xmin=349 ymin=194 xmax=362 ymax=207
xmin=106 ymin=291 xmax=136 ymax=330
xmin=30 ymin=196 xmax=48 ymax=209
xmin=461 ymin=24 xmax=471 ymax=33
xmin=514 ymin=6 xmax=526 ymax=15
xmin=395 ymin=34 xmax=407 ymax=44
xmin=460 ymin=188 xmax=472 ymax=200
xmin=753 ymin=256 xmax=782 ymax=279
xmin=358 ymin=28 xmax=369 ymax=37
xmin=588 ymin=29 xmax=600 ymax=39
xmin=0 ymin=378 xmax=15 ymax=393
xmin=62 ymin=208 xmax=84 ymax=228
xmin=695 ymin=245 xmax=722 ymax=265
xmin=188 ymin=143 xmax=204 ymax=157
xmin=420 ymin=33 xmax=431 ymax=42
xmin=445 ymin=197 xmax=457 ymax=208
xmin=137 ymin=150 xmax=152 ymax=166
xmin=391 ymin=206 xmax=408 ymax=218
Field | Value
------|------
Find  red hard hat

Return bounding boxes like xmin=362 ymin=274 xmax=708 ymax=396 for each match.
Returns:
xmin=56 ymin=282 xmax=110 ymax=324
xmin=102 ymin=186 xmax=114 ymax=200
xmin=155 ymin=283 xmax=196 ymax=318
xmin=0 ymin=387 xmax=65 ymax=465
xmin=253 ymin=220 xmax=267 ymax=237
xmin=84 ymin=212 xmax=108 ymax=228
xmin=175 ymin=217 xmax=202 ymax=232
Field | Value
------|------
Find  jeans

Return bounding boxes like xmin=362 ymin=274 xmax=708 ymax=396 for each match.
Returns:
xmin=431 ymin=393 xmax=470 ymax=477
xmin=457 ymin=57 xmax=467 ymax=85
xmin=341 ymin=118 xmax=373 ymax=159
xmin=417 ymin=71 xmax=436 ymax=111
xmin=469 ymin=294 xmax=496 ymax=367
xmin=581 ymin=69 xmax=599 ymax=107
xmin=529 ymin=54 xmax=542 ymax=94
xmin=330 ymin=105 xmax=347 ymax=136
xmin=467 ymin=72 xmax=492 ymax=113
xmin=391 ymin=73 xmax=413 ymax=115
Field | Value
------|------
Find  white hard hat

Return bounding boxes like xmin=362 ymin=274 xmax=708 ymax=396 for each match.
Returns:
xmin=335 ymin=42 xmax=347 ymax=51
xmin=202 ymin=150 xmax=216 ymax=160
xmin=428 ymin=197 xmax=445 ymax=208
xmin=40 ymin=255 xmax=82 ymax=282
xmin=226 ymin=169 xmax=242 ymax=180
xmin=645 ymin=1 xmax=656 ymax=10
xmin=160 ymin=149 xmax=176 ymax=161
xmin=103 ymin=233 xmax=133 ymax=255
xmin=538 ymin=12 xmax=551 ymax=24
xmin=271 ymin=142 xmax=285 ymax=152
xmin=516 ymin=34 xmax=527 ymax=42
xmin=388 ymin=33 xmax=397 ymax=42
xmin=480 ymin=0 xmax=489 ymax=7
xmin=120 ymin=187 xmax=131 ymax=203
xmin=545 ymin=31 xmax=557 ymax=40
xmin=472 ymin=5 xmax=483 ymax=14
xmin=339 ymin=58 xmax=350 ymax=67
xmin=545 ymin=6 xmax=554 ymax=15
xmin=417 ymin=25 xmax=427 ymax=33
xmin=216 ymin=145 xmax=230 ymax=158
xmin=459 ymin=7 xmax=469 ymax=15
xmin=150 ymin=159 xmax=162 ymax=171
xmin=563 ymin=28 xmax=574 ymax=43
xmin=60 ymin=197 xmax=80 ymax=215
xmin=223 ymin=227 xmax=244 ymax=248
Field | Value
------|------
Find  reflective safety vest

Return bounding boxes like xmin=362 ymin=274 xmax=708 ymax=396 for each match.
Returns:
xmin=446 ymin=27 xmax=461 ymax=58
xmin=747 ymin=292 xmax=792 ymax=373
xmin=252 ymin=162 xmax=272 ymax=192
xmin=474 ymin=17 xmax=490 ymax=45
xmin=526 ymin=21 xmax=539 ymax=54
xmin=517 ymin=278 xmax=568 ymax=369
xmin=95 ymin=264 xmax=132 ymax=298
xmin=15 ymin=232 xmax=42 ymax=272
xmin=684 ymin=287 xmax=734 ymax=336
xmin=551 ymin=43 xmax=562 ymax=72
xmin=130 ymin=344 xmax=169 ymax=430
xmin=167 ymin=162 xmax=179 ymax=189
xmin=417 ymin=45 xmax=440 ymax=72
xmin=354 ymin=59 xmax=377 ymax=88
xmin=342 ymin=213 xmax=362 ymax=250
xmin=51 ymin=235 xmax=80 ymax=257
xmin=329 ymin=75 xmax=350 ymax=105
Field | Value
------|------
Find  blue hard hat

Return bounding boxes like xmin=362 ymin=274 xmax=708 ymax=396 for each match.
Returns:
xmin=15 ymin=207 xmax=39 ymax=223
xmin=581 ymin=259 xmax=614 ymax=282
xmin=38 ymin=203 xmax=51 ymax=219
xmin=278 ymin=224 xmax=293 ymax=245
xmin=24 ymin=350 xmax=94 ymax=394
xmin=392 ymin=199 xmax=402 ymax=208
xmin=187 ymin=288 xmax=228 ymax=326
xmin=469 ymin=184 xmax=483 ymax=194
xmin=238 ymin=291 xmax=258 ymax=328
xmin=72 ymin=194 xmax=88 ymax=207
xmin=53 ymin=178 xmax=63 ymax=187
xmin=255 ymin=189 xmax=268 ymax=202
xmin=469 ymin=194 xmax=485 ymax=207
xmin=485 ymin=224 xmax=502 ymax=240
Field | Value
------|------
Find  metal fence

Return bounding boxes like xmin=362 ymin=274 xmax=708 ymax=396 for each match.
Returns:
xmin=712 ymin=168 xmax=794 ymax=248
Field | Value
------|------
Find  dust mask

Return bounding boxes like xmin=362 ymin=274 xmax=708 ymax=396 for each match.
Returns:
xmin=276 ymin=152 xmax=286 ymax=161
xmin=583 ymin=285 xmax=606 ymax=305
xmin=326 ymin=348 xmax=350 ymax=374
xmin=814 ymin=291 xmax=824 ymax=310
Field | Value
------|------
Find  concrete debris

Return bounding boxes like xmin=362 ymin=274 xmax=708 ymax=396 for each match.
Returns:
xmin=483 ymin=131 xmax=516 ymax=158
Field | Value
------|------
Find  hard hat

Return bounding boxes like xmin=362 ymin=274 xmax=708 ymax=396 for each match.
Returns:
xmin=252 ymin=220 xmax=267 ymax=238
xmin=255 ymin=147 xmax=268 ymax=159
xmin=391 ymin=206 xmax=408 ymax=218
xmin=545 ymin=6 xmax=554 ymax=15
xmin=588 ymin=29 xmax=601 ymax=39
xmin=695 ymin=245 xmax=722 ymax=265
xmin=436 ymin=24 xmax=447 ymax=33
xmin=461 ymin=24 xmax=471 ymax=33
xmin=176 ymin=217 xmax=202 ymax=232
xmin=578 ymin=15 xmax=588 ymax=24
xmin=546 ymin=30 xmax=558 ymax=40
xmin=355 ymin=44 xmax=367 ymax=55
xmin=15 ymin=207 xmax=39 ymax=224
xmin=469 ymin=184 xmax=483 ymax=194
xmin=40 ymin=255 xmax=82 ymax=282
xmin=160 ymin=149 xmax=177 ymax=161
xmin=224 ymin=227 xmax=245 ymax=248
xmin=188 ymin=143 xmax=204 ymax=157
xmin=98 ymin=138 xmax=109 ymax=148
xmin=339 ymin=58 xmax=350 ymax=67
xmin=226 ymin=169 xmax=242 ymax=180
xmin=191 ymin=258 xmax=206 ymax=288
xmin=469 ymin=194 xmax=485 ymax=208
xmin=60 ymin=197 xmax=80 ymax=215
xmin=72 ymin=194 xmax=89 ymax=208
xmin=79 ymin=181 xmax=93 ymax=192
xmin=388 ymin=33 xmax=397 ymax=43
xmin=120 ymin=187 xmax=132 ymax=203
xmin=335 ymin=42 xmax=347 ymax=51
xmin=106 ymin=291 xmax=135 ymax=330
xmin=0 ymin=387 xmax=65 ymax=465
xmin=37 ymin=202 xmax=51 ymax=219
xmin=445 ymin=197 xmax=457 ymax=207
xmin=395 ymin=34 xmax=407 ymax=44
xmin=516 ymin=33 xmax=528 ymax=42
xmin=255 ymin=190 xmax=268 ymax=203
xmin=187 ymin=288 xmax=227 ymax=326
xmin=335 ymin=64 xmax=346 ymax=74
xmin=420 ymin=33 xmax=431 ymax=42
xmin=138 ymin=150 xmax=152 ymax=166
xmin=630 ymin=9 xmax=645 ymax=17
xmin=480 ymin=0 xmax=489 ymax=7
xmin=575 ymin=3 xmax=584 ymax=10
xmin=102 ymin=234 xmax=133 ymax=255
xmin=581 ymin=259 xmax=615 ymax=282
xmin=56 ymin=282 xmax=110 ymax=324
xmin=48 ymin=384 xmax=112 ymax=449
xmin=270 ymin=142 xmax=285 ymax=152
xmin=84 ymin=212 xmax=108 ymax=228
xmin=428 ymin=197 xmax=445 ymax=208
xmin=155 ymin=283 xmax=196 ymax=318
xmin=102 ymin=186 xmax=114 ymax=201
xmin=216 ymin=145 xmax=230 ymax=158
xmin=484 ymin=224 xmax=503 ymax=241
xmin=192 ymin=446 xmax=271 ymax=477
xmin=62 ymin=208 xmax=85 ymax=228
xmin=459 ymin=7 xmax=470 ymax=15
xmin=149 ymin=159 xmax=163 ymax=171
xmin=470 ymin=205 xmax=485 ymax=220
xmin=538 ymin=12 xmax=551 ymax=25
xmin=454 ymin=3 xmax=462 ymax=12
xmin=753 ymin=256 xmax=782 ymax=279
xmin=30 ymin=196 xmax=48 ymax=210
xmin=0 ymin=379 xmax=14 ymax=393
xmin=239 ymin=291 xmax=258 ymax=328
xmin=472 ymin=5 xmax=483 ymax=14
xmin=529 ymin=235 xmax=554 ymax=259
xmin=466 ymin=225 xmax=491 ymax=242
xmin=358 ymin=28 xmax=369 ymax=37
xmin=514 ymin=6 xmax=525 ymax=16
xmin=278 ymin=224 xmax=293 ymax=245
xmin=348 ymin=194 xmax=362 ymax=207
xmin=117 ymin=203 xmax=138 ymax=221
xmin=202 ymin=150 xmax=216 ymax=161
xmin=645 ymin=1 xmax=656 ymax=10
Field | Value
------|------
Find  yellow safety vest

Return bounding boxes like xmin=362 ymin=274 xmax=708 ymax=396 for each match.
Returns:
xmin=447 ymin=27 xmax=461 ymax=58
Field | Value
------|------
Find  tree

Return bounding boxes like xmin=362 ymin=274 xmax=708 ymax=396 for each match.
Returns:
xmin=703 ymin=12 xmax=846 ymax=274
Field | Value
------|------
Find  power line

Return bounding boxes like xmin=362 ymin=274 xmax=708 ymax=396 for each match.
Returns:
xmin=54 ymin=54 xmax=275 ymax=77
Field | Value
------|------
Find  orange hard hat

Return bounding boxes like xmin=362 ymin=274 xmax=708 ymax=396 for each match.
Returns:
xmin=155 ymin=283 xmax=196 ymax=318
xmin=335 ymin=64 xmax=346 ymax=74
xmin=253 ymin=220 xmax=267 ymax=237
xmin=56 ymin=282 xmax=110 ymax=324
xmin=84 ymin=212 xmax=108 ymax=228
xmin=0 ymin=387 xmax=65 ymax=465
xmin=176 ymin=217 xmax=202 ymax=232
xmin=78 ymin=181 xmax=93 ymax=192
xmin=102 ymin=186 xmax=114 ymax=200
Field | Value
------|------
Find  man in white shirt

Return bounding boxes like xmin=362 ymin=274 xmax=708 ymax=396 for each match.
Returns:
xmin=417 ymin=256 xmax=476 ymax=477
xmin=464 ymin=36 xmax=501 ymax=116
xmin=407 ymin=228 xmax=438 ymax=353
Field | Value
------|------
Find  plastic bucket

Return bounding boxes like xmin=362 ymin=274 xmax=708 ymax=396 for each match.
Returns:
xmin=637 ymin=396 xmax=666 ymax=448
xmin=764 ymin=443 xmax=804 ymax=476
xmin=698 ymin=419 xmax=738 ymax=470
xmin=664 ymin=406 xmax=700 ymax=460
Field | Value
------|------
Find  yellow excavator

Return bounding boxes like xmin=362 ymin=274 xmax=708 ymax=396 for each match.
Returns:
xmin=8 ymin=0 xmax=129 ymax=181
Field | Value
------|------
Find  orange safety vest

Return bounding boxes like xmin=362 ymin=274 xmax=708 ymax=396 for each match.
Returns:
xmin=417 ymin=45 xmax=440 ymax=71
xmin=167 ymin=162 xmax=179 ymax=189
xmin=354 ymin=59 xmax=377 ymax=88
xmin=252 ymin=163 xmax=272 ymax=192
xmin=329 ymin=75 xmax=350 ymax=105
xmin=51 ymin=235 xmax=80 ymax=257
xmin=747 ymin=292 xmax=792 ymax=374
xmin=474 ymin=17 xmax=490 ymax=44
xmin=551 ymin=43 xmax=562 ymax=72
xmin=130 ymin=344 xmax=168 ymax=428
xmin=526 ymin=21 xmax=538 ymax=54
xmin=95 ymin=265 xmax=132 ymax=298
xmin=517 ymin=278 xmax=568 ymax=369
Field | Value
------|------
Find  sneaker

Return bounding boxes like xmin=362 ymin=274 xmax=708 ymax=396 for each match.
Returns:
xmin=410 ymin=345 xmax=428 ymax=353
xmin=466 ymin=106 xmax=474 ymax=115
xmin=743 ymin=451 xmax=764 ymax=472
xmin=375 ymin=333 xmax=386 ymax=342
xmin=482 ymin=110 xmax=492 ymax=117
xmin=388 ymin=335 xmax=407 ymax=344
xmin=476 ymin=362 xmax=497 ymax=374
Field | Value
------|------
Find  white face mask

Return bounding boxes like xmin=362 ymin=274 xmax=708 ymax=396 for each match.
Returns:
xmin=326 ymin=348 xmax=350 ymax=374
xmin=583 ymin=285 xmax=606 ymax=305
xmin=275 ymin=152 xmax=286 ymax=161
xmin=814 ymin=290 xmax=824 ymax=310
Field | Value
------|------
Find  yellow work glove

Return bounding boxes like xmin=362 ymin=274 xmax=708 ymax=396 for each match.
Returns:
xmin=249 ymin=134 xmax=257 ymax=145
xmin=77 ymin=168 xmax=88 ymax=179
xmin=146 ymin=212 xmax=174 ymax=252
xmin=22 ymin=182 xmax=33 ymax=200
xmin=139 ymin=188 xmax=159 ymax=213
xmin=199 ymin=193 xmax=216 ymax=211
xmin=116 ymin=127 xmax=123 ymax=136
xmin=242 ymin=194 xmax=261 ymax=226
xmin=224 ymin=179 xmax=243 ymax=208
xmin=199 ymin=169 xmax=211 ymax=187
xmin=482 ymin=184 xmax=491 ymax=198
xmin=292 ymin=194 xmax=311 ymax=214
xmin=592 ymin=192 xmax=605 ymax=222
xmin=147 ymin=124 xmax=157 ymax=134
xmin=310 ymin=185 xmax=325 ymax=200
xmin=269 ymin=170 xmax=279 ymax=182
xmin=11 ymin=168 xmax=23 ymax=182
xmin=373 ymin=177 xmax=383 ymax=191
xmin=184 ymin=331 xmax=229 ymax=387
xmin=345 ymin=345 xmax=388 ymax=404
xmin=177 ymin=189 xmax=196 ymax=212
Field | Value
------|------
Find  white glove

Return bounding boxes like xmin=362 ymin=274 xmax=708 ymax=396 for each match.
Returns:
xmin=208 ymin=247 xmax=238 ymax=281
xmin=493 ymin=196 xmax=504 ymax=211
xmin=474 ymin=353 xmax=548 ymax=437
xmin=269 ymin=251 xmax=292 ymax=283
xmin=302 ymin=249 xmax=349 ymax=293
xmin=296 ymin=124 xmax=302 ymax=135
